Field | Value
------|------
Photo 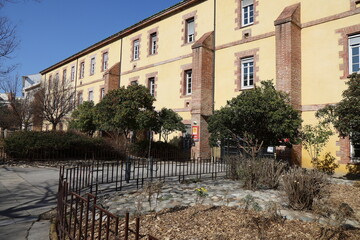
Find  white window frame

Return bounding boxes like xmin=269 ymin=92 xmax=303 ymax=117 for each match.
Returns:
xmin=349 ymin=34 xmax=360 ymax=73
xmin=62 ymin=69 xmax=67 ymax=83
xmin=242 ymin=0 xmax=254 ymax=27
xmin=133 ymin=39 xmax=140 ymax=60
xmin=100 ymin=88 xmax=105 ymax=100
xmin=90 ymin=57 xmax=96 ymax=75
xmin=88 ymin=90 xmax=94 ymax=102
xmin=186 ymin=18 xmax=195 ymax=43
xmin=241 ymin=57 xmax=254 ymax=89
xmin=78 ymin=92 xmax=83 ymax=105
xmin=80 ymin=62 xmax=85 ymax=79
xmin=148 ymin=77 xmax=155 ymax=96
xmin=71 ymin=66 xmax=75 ymax=81
xmin=150 ymin=33 xmax=157 ymax=55
xmin=102 ymin=52 xmax=108 ymax=71
xmin=350 ymin=140 xmax=360 ymax=163
xmin=185 ymin=70 xmax=192 ymax=95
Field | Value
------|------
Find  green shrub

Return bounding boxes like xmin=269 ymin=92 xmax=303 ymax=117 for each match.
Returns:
xmin=4 ymin=131 xmax=123 ymax=160
xmin=226 ymin=156 xmax=287 ymax=190
xmin=129 ymin=140 xmax=187 ymax=160
xmin=282 ymin=167 xmax=329 ymax=210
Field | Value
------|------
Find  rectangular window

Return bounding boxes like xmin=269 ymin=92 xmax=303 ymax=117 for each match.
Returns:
xmin=80 ymin=62 xmax=85 ymax=79
xmin=90 ymin=57 xmax=96 ymax=75
xmin=351 ymin=140 xmax=360 ymax=163
xmin=148 ymin=77 xmax=155 ymax=96
xmin=241 ymin=57 xmax=254 ymax=89
xmin=71 ymin=66 xmax=75 ymax=81
xmin=185 ymin=70 xmax=192 ymax=95
xmin=150 ymin=33 xmax=157 ymax=55
xmin=55 ymin=73 xmax=59 ymax=86
xmin=88 ymin=90 xmax=94 ymax=102
xmin=186 ymin=18 xmax=195 ymax=43
xmin=78 ymin=92 xmax=83 ymax=105
xmin=242 ymin=0 xmax=254 ymax=27
xmin=100 ymin=88 xmax=105 ymax=100
xmin=133 ymin=39 xmax=140 ymax=60
xmin=102 ymin=52 xmax=108 ymax=71
xmin=62 ymin=69 xmax=67 ymax=84
xmin=130 ymin=80 xmax=138 ymax=86
xmin=349 ymin=34 xmax=360 ymax=73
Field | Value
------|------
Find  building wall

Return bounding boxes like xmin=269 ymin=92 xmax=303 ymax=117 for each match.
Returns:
xmin=39 ymin=0 xmax=360 ymax=173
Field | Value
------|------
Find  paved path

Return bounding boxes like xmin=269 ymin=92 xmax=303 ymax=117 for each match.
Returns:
xmin=0 ymin=166 xmax=59 ymax=240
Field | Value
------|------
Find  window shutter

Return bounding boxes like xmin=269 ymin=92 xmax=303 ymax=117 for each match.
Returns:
xmin=242 ymin=0 xmax=253 ymax=7
xmin=349 ymin=35 xmax=360 ymax=46
xmin=188 ymin=20 xmax=195 ymax=35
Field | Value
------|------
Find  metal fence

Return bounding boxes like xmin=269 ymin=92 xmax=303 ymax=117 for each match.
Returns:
xmin=60 ymin=157 xmax=227 ymax=196
xmin=57 ymin=157 xmax=227 ymax=239
xmin=57 ymin=180 xmax=159 ymax=240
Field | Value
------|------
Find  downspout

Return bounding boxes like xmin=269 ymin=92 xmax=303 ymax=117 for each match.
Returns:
xmin=119 ymin=38 xmax=123 ymax=87
xmin=74 ymin=58 xmax=79 ymax=107
xmin=212 ymin=0 xmax=216 ymax=113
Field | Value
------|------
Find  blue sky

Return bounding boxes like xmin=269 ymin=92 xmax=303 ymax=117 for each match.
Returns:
xmin=2 ymin=0 xmax=181 ymax=82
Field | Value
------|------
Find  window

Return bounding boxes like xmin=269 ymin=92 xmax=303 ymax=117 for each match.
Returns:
xmin=62 ymin=69 xmax=67 ymax=84
xmin=88 ymin=90 xmax=94 ymax=102
xmin=55 ymin=73 xmax=59 ymax=86
xmin=80 ymin=62 xmax=85 ymax=79
xmin=130 ymin=80 xmax=138 ymax=86
xmin=71 ymin=66 xmax=75 ymax=81
xmin=133 ymin=39 xmax=140 ymax=60
xmin=48 ymin=75 xmax=52 ymax=88
xmin=185 ymin=70 xmax=192 ymax=95
xmin=349 ymin=34 xmax=360 ymax=73
xmin=242 ymin=0 xmax=254 ymax=27
xmin=90 ymin=57 xmax=96 ymax=75
xmin=150 ymin=33 xmax=157 ymax=55
xmin=100 ymin=88 xmax=105 ymax=100
xmin=78 ymin=92 xmax=83 ymax=105
xmin=241 ymin=57 xmax=254 ymax=89
xmin=186 ymin=18 xmax=195 ymax=43
xmin=148 ymin=77 xmax=155 ymax=96
xmin=102 ymin=52 xmax=108 ymax=71
xmin=351 ymin=139 xmax=360 ymax=163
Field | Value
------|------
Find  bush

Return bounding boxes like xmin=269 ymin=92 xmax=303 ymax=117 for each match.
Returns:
xmin=312 ymin=152 xmax=339 ymax=175
xmin=226 ymin=156 xmax=287 ymax=190
xmin=4 ymin=131 xmax=124 ymax=160
xmin=282 ymin=167 xmax=329 ymax=210
xmin=129 ymin=140 xmax=189 ymax=160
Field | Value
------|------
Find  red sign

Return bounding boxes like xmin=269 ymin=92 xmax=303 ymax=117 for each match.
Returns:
xmin=192 ymin=126 xmax=200 ymax=141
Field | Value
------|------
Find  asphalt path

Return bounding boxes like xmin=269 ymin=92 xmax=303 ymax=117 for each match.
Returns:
xmin=0 ymin=166 xmax=59 ymax=240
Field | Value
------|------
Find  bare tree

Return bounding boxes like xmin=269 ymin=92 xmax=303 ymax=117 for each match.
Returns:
xmin=0 ymin=74 xmax=35 ymax=130
xmin=35 ymin=76 xmax=75 ymax=130
xmin=0 ymin=17 xmax=18 ymax=78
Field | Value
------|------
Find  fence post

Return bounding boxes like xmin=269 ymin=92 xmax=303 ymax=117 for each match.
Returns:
xmin=125 ymin=156 xmax=131 ymax=183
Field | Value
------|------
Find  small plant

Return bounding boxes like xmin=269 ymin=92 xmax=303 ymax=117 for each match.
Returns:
xmin=134 ymin=193 xmax=145 ymax=217
xmin=226 ymin=156 xmax=287 ymax=190
xmin=312 ymin=152 xmax=339 ymax=175
xmin=242 ymin=194 xmax=262 ymax=212
xmin=282 ymin=167 xmax=329 ymax=210
xmin=143 ymin=180 xmax=164 ymax=211
xmin=194 ymin=187 xmax=208 ymax=204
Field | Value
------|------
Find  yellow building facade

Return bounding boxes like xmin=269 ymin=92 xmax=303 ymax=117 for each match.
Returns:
xmin=40 ymin=0 xmax=360 ymax=173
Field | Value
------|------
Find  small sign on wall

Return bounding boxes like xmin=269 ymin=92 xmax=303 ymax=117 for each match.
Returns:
xmin=192 ymin=126 xmax=200 ymax=142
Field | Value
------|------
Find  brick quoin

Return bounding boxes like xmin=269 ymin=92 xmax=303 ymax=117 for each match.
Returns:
xmin=191 ymin=32 xmax=215 ymax=159
xmin=104 ymin=62 xmax=120 ymax=94
xmin=275 ymin=3 xmax=302 ymax=165
xmin=336 ymin=136 xmax=351 ymax=164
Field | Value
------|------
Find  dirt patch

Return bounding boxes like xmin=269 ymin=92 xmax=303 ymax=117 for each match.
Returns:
xmin=136 ymin=205 xmax=360 ymax=240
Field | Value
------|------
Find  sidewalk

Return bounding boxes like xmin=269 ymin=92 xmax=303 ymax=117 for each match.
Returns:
xmin=0 ymin=166 xmax=59 ymax=240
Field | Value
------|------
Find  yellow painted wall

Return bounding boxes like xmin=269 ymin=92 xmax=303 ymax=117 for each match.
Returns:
xmin=76 ymin=40 xmax=121 ymax=104
xmin=214 ymin=37 xmax=276 ymax=109
xmin=121 ymin=0 xmax=214 ymax=74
